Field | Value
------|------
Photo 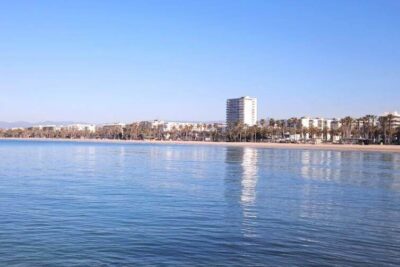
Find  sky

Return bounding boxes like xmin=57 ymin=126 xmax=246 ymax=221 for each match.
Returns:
xmin=0 ymin=0 xmax=399 ymax=123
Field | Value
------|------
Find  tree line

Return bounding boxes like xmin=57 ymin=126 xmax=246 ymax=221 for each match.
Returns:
xmin=1 ymin=115 xmax=399 ymax=145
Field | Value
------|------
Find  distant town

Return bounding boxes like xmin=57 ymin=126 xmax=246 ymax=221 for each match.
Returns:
xmin=1 ymin=96 xmax=399 ymax=145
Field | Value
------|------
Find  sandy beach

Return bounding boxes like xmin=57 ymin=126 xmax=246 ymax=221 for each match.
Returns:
xmin=1 ymin=137 xmax=400 ymax=153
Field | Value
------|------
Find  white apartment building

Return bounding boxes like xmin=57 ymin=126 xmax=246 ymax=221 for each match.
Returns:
xmin=383 ymin=111 xmax=400 ymax=127
xmin=101 ymin=123 xmax=126 ymax=131
xmin=226 ymin=96 xmax=258 ymax=126
xmin=162 ymin=122 xmax=209 ymax=132
xmin=299 ymin=117 xmax=340 ymax=130
xmin=297 ymin=117 xmax=341 ymax=141
xmin=150 ymin=120 xmax=165 ymax=128
xmin=30 ymin=125 xmax=60 ymax=131
xmin=64 ymin=124 xmax=96 ymax=133
xmin=128 ymin=120 xmax=221 ymax=132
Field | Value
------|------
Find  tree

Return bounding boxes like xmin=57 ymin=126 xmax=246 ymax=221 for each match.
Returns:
xmin=379 ymin=116 xmax=388 ymax=144
xmin=340 ymin=116 xmax=354 ymax=140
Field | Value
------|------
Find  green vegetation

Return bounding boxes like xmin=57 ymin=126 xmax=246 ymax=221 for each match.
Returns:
xmin=1 ymin=115 xmax=399 ymax=145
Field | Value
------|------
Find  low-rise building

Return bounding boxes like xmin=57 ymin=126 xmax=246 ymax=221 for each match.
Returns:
xmin=38 ymin=125 xmax=60 ymax=131
xmin=161 ymin=122 xmax=202 ymax=132
xmin=299 ymin=117 xmax=341 ymax=130
xmin=383 ymin=111 xmax=400 ymax=128
xmin=64 ymin=124 xmax=96 ymax=133
xmin=101 ymin=123 xmax=126 ymax=130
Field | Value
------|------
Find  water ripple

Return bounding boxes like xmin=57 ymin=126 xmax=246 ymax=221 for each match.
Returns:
xmin=0 ymin=140 xmax=399 ymax=266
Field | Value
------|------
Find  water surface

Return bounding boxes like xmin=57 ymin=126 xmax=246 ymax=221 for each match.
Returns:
xmin=0 ymin=140 xmax=399 ymax=266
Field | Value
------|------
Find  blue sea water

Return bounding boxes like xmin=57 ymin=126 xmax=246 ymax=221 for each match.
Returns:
xmin=0 ymin=140 xmax=400 ymax=266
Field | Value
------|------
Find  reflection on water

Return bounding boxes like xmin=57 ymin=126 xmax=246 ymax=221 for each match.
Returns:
xmin=225 ymin=147 xmax=260 ymax=237
xmin=1 ymin=140 xmax=400 ymax=266
xmin=240 ymin=148 xmax=259 ymax=205
xmin=298 ymin=150 xmax=400 ymax=191
xmin=225 ymin=147 xmax=259 ymax=204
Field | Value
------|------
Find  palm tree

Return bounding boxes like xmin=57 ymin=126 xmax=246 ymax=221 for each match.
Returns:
xmin=363 ymin=115 xmax=376 ymax=141
xmin=235 ymin=122 xmax=244 ymax=142
xmin=258 ymin=119 xmax=267 ymax=142
xmin=259 ymin=119 xmax=266 ymax=128
xmin=340 ymin=116 xmax=354 ymax=141
xmin=249 ymin=125 xmax=258 ymax=142
xmin=301 ymin=127 xmax=309 ymax=142
xmin=309 ymin=126 xmax=316 ymax=140
xmin=329 ymin=128 xmax=339 ymax=142
xmin=322 ymin=126 xmax=329 ymax=141
xmin=396 ymin=126 xmax=400 ymax=144
xmin=379 ymin=116 xmax=388 ymax=144
xmin=387 ymin=114 xmax=395 ymax=144
xmin=269 ymin=119 xmax=275 ymax=128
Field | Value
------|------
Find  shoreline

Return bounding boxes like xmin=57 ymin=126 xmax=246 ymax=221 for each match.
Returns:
xmin=1 ymin=137 xmax=400 ymax=153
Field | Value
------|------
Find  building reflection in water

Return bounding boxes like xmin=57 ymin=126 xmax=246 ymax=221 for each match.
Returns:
xmin=299 ymin=150 xmax=400 ymax=191
xmin=300 ymin=150 xmax=340 ymax=182
xmin=225 ymin=146 xmax=259 ymax=237
xmin=296 ymin=150 xmax=400 ymax=227
xmin=240 ymin=147 xmax=259 ymax=205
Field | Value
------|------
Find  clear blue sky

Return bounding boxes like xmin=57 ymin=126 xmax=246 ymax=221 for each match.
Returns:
xmin=1 ymin=0 xmax=399 ymax=123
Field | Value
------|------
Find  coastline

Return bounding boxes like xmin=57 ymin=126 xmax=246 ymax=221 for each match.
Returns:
xmin=1 ymin=137 xmax=400 ymax=153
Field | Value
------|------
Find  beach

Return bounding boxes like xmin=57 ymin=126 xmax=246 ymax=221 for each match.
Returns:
xmin=2 ymin=137 xmax=400 ymax=153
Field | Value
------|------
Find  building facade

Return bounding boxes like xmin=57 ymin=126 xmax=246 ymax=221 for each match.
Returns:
xmin=64 ymin=124 xmax=96 ymax=133
xmin=226 ymin=96 xmax=258 ymax=126
xmin=382 ymin=111 xmax=400 ymax=128
xmin=299 ymin=117 xmax=340 ymax=130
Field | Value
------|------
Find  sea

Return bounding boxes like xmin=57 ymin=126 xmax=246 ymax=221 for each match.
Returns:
xmin=0 ymin=140 xmax=399 ymax=266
